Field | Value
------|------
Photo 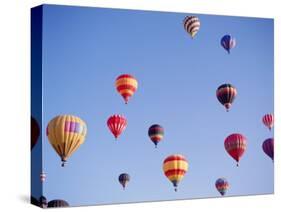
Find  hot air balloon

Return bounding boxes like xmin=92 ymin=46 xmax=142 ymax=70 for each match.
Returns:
xmin=216 ymin=84 xmax=237 ymax=112
xmin=262 ymin=138 xmax=274 ymax=161
xmin=115 ymin=74 xmax=138 ymax=104
xmin=107 ymin=114 xmax=127 ymax=140
xmin=118 ymin=173 xmax=130 ymax=190
xmin=47 ymin=115 xmax=87 ymax=167
xmin=40 ymin=171 xmax=46 ymax=183
xmin=262 ymin=114 xmax=274 ymax=131
xmin=224 ymin=133 xmax=247 ymax=166
xmin=31 ymin=116 xmax=40 ymax=150
xmin=163 ymin=154 xmax=188 ymax=191
xmin=148 ymin=124 xmax=164 ymax=148
xmin=215 ymin=178 xmax=229 ymax=196
xmin=48 ymin=199 xmax=69 ymax=208
xmin=183 ymin=16 xmax=200 ymax=38
xmin=221 ymin=34 xmax=236 ymax=54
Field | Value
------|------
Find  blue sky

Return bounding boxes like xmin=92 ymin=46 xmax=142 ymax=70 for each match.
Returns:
xmin=31 ymin=4 xmax=274 ymax=206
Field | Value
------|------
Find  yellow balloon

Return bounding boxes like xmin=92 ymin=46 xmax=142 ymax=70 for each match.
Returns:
xmin=47 ymin=115 xmax=87 ymax=167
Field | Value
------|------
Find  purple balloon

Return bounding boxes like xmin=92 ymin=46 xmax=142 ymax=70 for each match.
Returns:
xmin=262 ymin=138 xmax=274 ymax=161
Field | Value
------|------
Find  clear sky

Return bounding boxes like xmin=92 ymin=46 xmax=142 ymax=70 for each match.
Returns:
xmin=31 ymin=4 xmax=274 ymax=206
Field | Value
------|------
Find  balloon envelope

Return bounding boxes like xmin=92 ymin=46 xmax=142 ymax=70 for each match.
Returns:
xmin=224 ymin=133 xmax=247 ymax=166
xmin=262 ymin=138 xmax=274 ymax=161
xmin=221 ymin=34 xmax=236 ymax=53
xmin=183 ymin=16 xmax=200 ymax=38
xmin=163 ymin=154 xmax=188 ymax=191
xmin=216 ymin=84 xmax=237 ymax=111
xmin=215 ymin=178 xmax=229 ymax=196
xmin=31 ymin=117 xmax=40 ymax=150
xmin=262 ymin=114 xmax=274 ymax=130
xmin=47 ymin=115 xmax=87 ymax=167
xmin=48 ymin=199 xmax=69 ymax=208
xmin=118 ymin=173 xmax=130 ymax=189
xmin=148 ymin=124 xmax=164 ymax=147
xmin=115 ymin=74 xmax=138 ymax=104
xmin=107 ymin=114 xmax=127 ymax=139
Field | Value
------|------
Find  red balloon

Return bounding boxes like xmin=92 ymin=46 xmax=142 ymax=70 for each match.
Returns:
xmin=107 ymin=115 xmax=127 ymax=139
xmin=31 ymin=117 xmax=40 ymax=150
xmin=262 ymin=114 xmax=274 ymax=131
xmin=224 ymin=133 xmax=247 ymax=166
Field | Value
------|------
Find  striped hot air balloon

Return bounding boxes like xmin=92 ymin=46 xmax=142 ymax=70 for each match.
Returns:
xmin=183 ymin=16 xmax=200 ymax=38
xmin=262 ymin=138 xmax=274 ymax=161
xmin=224 ymin=133 xmax=247 ymax=166
xmin=40 ymin=171 xmax=46 ymax=183
xmin=215 ymin=178 xmax=229 ymax=196
xmin=115 ymin=74 xmax=138 ymax=104
xmin=216 ymin=84 xmax=237 ymax=112
xmin=148 ymin=124 xmax=164 ymax=148
xmin=221 ymin=35 xmax=236 ymax=54
xmin=163 ymin=154 xmax=188 ymax=191
xmin=47 ymin=115 xmax=87 ymax=167
xmin=262 ymin=114 xmax=274 ymax=131
xmin=118 ymin=173 xmax=130 ymax=190
xmin=48 ymin=199 xmax=69 ymax=208
xmin=107 ymin=114 xmax=127 ymax=140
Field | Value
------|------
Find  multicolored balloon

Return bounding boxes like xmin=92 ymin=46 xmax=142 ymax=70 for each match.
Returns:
xmin=31 ymin=116 xmax=40 ymax=150
xmin=148 ymin=124 xmax=164 ymax=148
xmin=262 ymin=138 xmax=274 ymax=161
xmin=216 ymin=84 xmax=237 ymax=112
xmin=39 ymin=196 xmax=48 ymax=208
xmin=221 ymin=35 xmax=236 ymax=54
xmin=163 ymin=154 xmax=188 ymax=191
xmin=118 ymin=173 xmax=130 ymax=190
xmin=262 ymin=114 xmax=274 ymax=131
xmin=183 ymin=16 xmax=200 ymax=38
xmin=215 ymin=178 xmax=229 ymax=196
xmin=224 ymin=133 xmax=247 ymax=166
xmin=115 ymin=74 xmax=138 ymax=104
xmin=47 ymin=115 xmax=87 ymax=167
xmin=107 ymin=115 xmax=127 ymax=140
xmin=40 ymin=171 xmax=46 ymax=183
xmin=48 ymin=199 xmax=69 ymax=208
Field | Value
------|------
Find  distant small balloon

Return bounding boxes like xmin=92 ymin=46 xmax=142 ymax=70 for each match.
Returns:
xmin=221 ymin=35 xmax=236 ymax=54
xmin=107 ymin=115 xmax=127 ymax=140
xmin=183 ymin=16 xmax=200 ymax=38
xmin=118 ymin=173 xmax=130 ymax=190
xmin=262 ymin=138 xmax=274 ymax=161
xmin=40 ymin=172 xmax=46 ymax=183
xmin=262 ymin=114 xmax=274 ymax=131
xmin=148 ymin=124 xmax=164 ymax=148
xmin=48 ymin=199 xmax=69 ymax=208
xmin=215 ymin=178 xmax=229 ymax=196
xmin=216 ymin=84 xmax=237 ymax=112
xmin=115 ymin=74 xmax=138 ymax=104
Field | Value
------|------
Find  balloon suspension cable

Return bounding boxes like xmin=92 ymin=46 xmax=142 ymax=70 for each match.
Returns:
xmin=174 ymin=187 xmax=178 ymax=192
xmin=61 ymin=160 xmax=67 ymax=167
xmin=236 ymin=163 xmax=239 ymax=167
xmin=155 ymin=144 xmax=157 ymax=149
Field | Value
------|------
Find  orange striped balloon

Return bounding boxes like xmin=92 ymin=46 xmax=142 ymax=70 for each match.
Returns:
xmin=163 ymin=154 xmax=188 ymax=191
xmin=115 ymin=74 xmax=138 ymax=104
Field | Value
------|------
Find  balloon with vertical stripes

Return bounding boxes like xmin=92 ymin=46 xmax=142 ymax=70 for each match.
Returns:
xmin=46 ymin=115 xmax=87 ymax=167
xmin=262 ymin=114 xmax=274 ymax=131
xmin=183 ymin=16 xmax=200 ymax=38
xmin=224 ymin=133 xmax=247 ymax=167
xmin=163 ymin=154 xmax=188 ymax=191
xmin=115 ymin=74 xmax=138 ymax=104
xmin=107 ymin=114 xmax=127 ymax=140
xmin=221 ymin=34 xmax=236 ymax=54
xmin=216 ymin=84 xmax=237 ymax=112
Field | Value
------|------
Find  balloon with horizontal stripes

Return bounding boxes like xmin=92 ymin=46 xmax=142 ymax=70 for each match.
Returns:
xmin=221 ymin=34 xmax=236 ymax=54
xmin=224 ymin=133 xmax=247 ymax=167
xmin=48 ymin=199 xmax=69 ymax=208
xmin=262 ymin=114 xmax=274 ymax=131
xmin=215 ymin=178 xmax=229 ymax=196
xmin=216 ymin=83 xmax=237 ymax=112
xmin=31 ymin=116 xmax=40 ymax=150
xmin=107 ymin=114 xmax=127 ymax=140
xmin=163 ymin=154 xmax=188 ymax=192
xmin=46 ymin=115 xmax=87 ymax=167
xmin=262 ymin=138 xmax=274 ymax=161
xmin=115 ymin=74 xmax=138 ymax=104
xmin=148 ymin=124 xmax=164 ymax=148
xmin=118 ymin=173 xmax=130 ymax=190
xmin=183 ymin=16 xmax=200 ymax=38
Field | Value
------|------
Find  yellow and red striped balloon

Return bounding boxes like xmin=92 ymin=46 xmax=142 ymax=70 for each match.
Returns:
xmin=163 ymin=154 xmax=188 ymax=191
xmin=115 ymin=74 xmax=138 ymax=104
